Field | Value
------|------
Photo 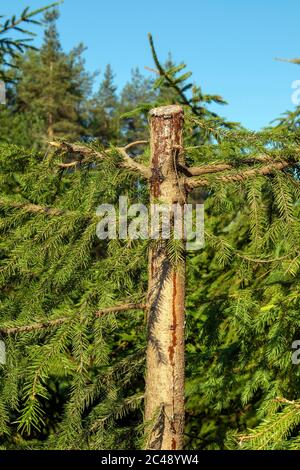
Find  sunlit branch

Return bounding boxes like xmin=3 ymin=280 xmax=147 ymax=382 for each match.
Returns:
xmin=0 ymin=303 xmax=147 ymax=335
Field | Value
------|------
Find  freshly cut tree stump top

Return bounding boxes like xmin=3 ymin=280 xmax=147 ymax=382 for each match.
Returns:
xmin=149 ymin=104 xmax=183 ymax=117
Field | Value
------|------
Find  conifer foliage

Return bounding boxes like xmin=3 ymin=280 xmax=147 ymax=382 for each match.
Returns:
xmin=1 ymin=7 xmax=300 ymax=451
xmin=0 ymin=3 xmax=59 ymax=81
xmin=14 ymin=9 xmax=92 ymax=143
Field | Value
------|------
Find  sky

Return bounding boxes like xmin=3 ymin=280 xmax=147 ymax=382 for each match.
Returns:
xmin=3 ymin=0 xmax=300 ymax=130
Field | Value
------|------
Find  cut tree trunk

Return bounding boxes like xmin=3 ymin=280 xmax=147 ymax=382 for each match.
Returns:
xmin=145 ymin=105 xmax=186 ymax=450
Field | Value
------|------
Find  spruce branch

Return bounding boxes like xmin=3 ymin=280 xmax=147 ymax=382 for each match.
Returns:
xmin=0 ymin=4 xmax=61 ymax=35
xmin=117 ymin=145 xmax=150 ymax=178
xmin=0 ymin=303 xmax=147 ymax=335
xmin=0 ymin=198 xmax=92 ymax=219
xmin=49 ymin=140 xmax=99 ymax=159
xmin=236 ymin=252 xmax=294 ymax=264
xmin=185 ymin=155 xmax=274 ymax=176
xmin=0 ymin=2 xmax=62 ymax=78
xmin=186 ymin=160 xmax=296 ymax=189
xmin=238 ymin=398 xmax=300 ymax=450
xmin=0 ymin=198 xmax=65 ymax=216
xmin=148 ymin=33 xmax=201 ymax=116
xmin=273 ymin=397 xmax=300 ymax=407
xmin=147 ymin=33 xmax=228 ymax=126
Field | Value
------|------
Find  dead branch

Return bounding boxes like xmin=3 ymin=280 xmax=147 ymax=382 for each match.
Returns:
xmin=116 ymin=146 xmax=151 ymax=178
xmin=49 ymin=140 xmax=150 ymax=178
xmin=124 ymin=140 xmax=148 ymax=151
xmin=49 ymin=141 xmax=99 ymax=159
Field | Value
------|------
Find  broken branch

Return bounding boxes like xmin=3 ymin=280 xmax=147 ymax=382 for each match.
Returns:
xmin=49 ymin=140 xmax=150 ymax=178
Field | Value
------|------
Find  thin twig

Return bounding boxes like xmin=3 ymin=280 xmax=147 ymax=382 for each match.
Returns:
xmin=273 ymin=397 xmax=300 ymax=407
xmin=124 ymin=140 xmax=148 ymax=151
xmin=144 ymin=66 xmax=160 ymax=75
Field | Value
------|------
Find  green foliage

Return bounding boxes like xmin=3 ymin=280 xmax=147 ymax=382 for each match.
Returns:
xmin=14 ymin=10 xmax=92 ymax=144
xmin=148 ymin=33 xmax=228 ymax=119
xmin=0 ymin=138 xmax=148 ymax=448
xmin=89 ymin=64 xmax=119 ymax=144
xmin=1 ymin=9 xmax=300 ymax=451
xmin=0 ymin=3 xmax=61 ymax=81
xmin=273 ymin=57 xmax=300 ymax=132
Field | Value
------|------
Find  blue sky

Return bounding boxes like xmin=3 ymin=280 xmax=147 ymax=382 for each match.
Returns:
xmin=4 ymin=0 xmax=300 ymax=130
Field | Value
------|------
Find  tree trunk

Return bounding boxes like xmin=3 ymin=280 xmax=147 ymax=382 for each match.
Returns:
xmin=145 ymin=105 xmax=186 ymax=450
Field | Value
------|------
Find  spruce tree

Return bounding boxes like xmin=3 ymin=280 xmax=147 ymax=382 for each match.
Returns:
xmin=0 ymin=4 xmax=61 ymax=147
xmin=119 ymin=68 xmax=156 ymax=144
xmin=1 ymin=33 xmax=300 ymax=451
xmin=89 ymin=64 xmax=119 ymax=144
xmin=13 ymin=9 xmax=92 ymax=145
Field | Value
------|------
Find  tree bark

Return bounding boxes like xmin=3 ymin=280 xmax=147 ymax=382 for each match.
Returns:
xmin=145 ymin=105 xmax=186 ymax=450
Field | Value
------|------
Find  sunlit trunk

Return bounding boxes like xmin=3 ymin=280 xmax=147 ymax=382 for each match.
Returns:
xmin=145 ymin=105 xmax=186 ymax=450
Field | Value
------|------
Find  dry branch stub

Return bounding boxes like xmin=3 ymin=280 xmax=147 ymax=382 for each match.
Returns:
xmin=145 ymin=105 xmax=186 ymax=450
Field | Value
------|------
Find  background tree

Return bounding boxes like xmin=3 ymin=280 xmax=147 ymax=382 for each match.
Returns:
xmin=13 ymin=9 xmax=92 ymax=145
xmin=89 ymin=64 xmax=119 ymax=145
xmin=0 ymin=3 xmax=59 ymax=82
xmin=119 ymin=68 xmax=156 ymax=145
xmin=0 ymin=4 xmax=60 ymax=147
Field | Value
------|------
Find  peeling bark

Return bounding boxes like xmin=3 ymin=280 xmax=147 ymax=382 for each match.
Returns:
xmin=145 ymin=105 xmax=186 ymax=450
